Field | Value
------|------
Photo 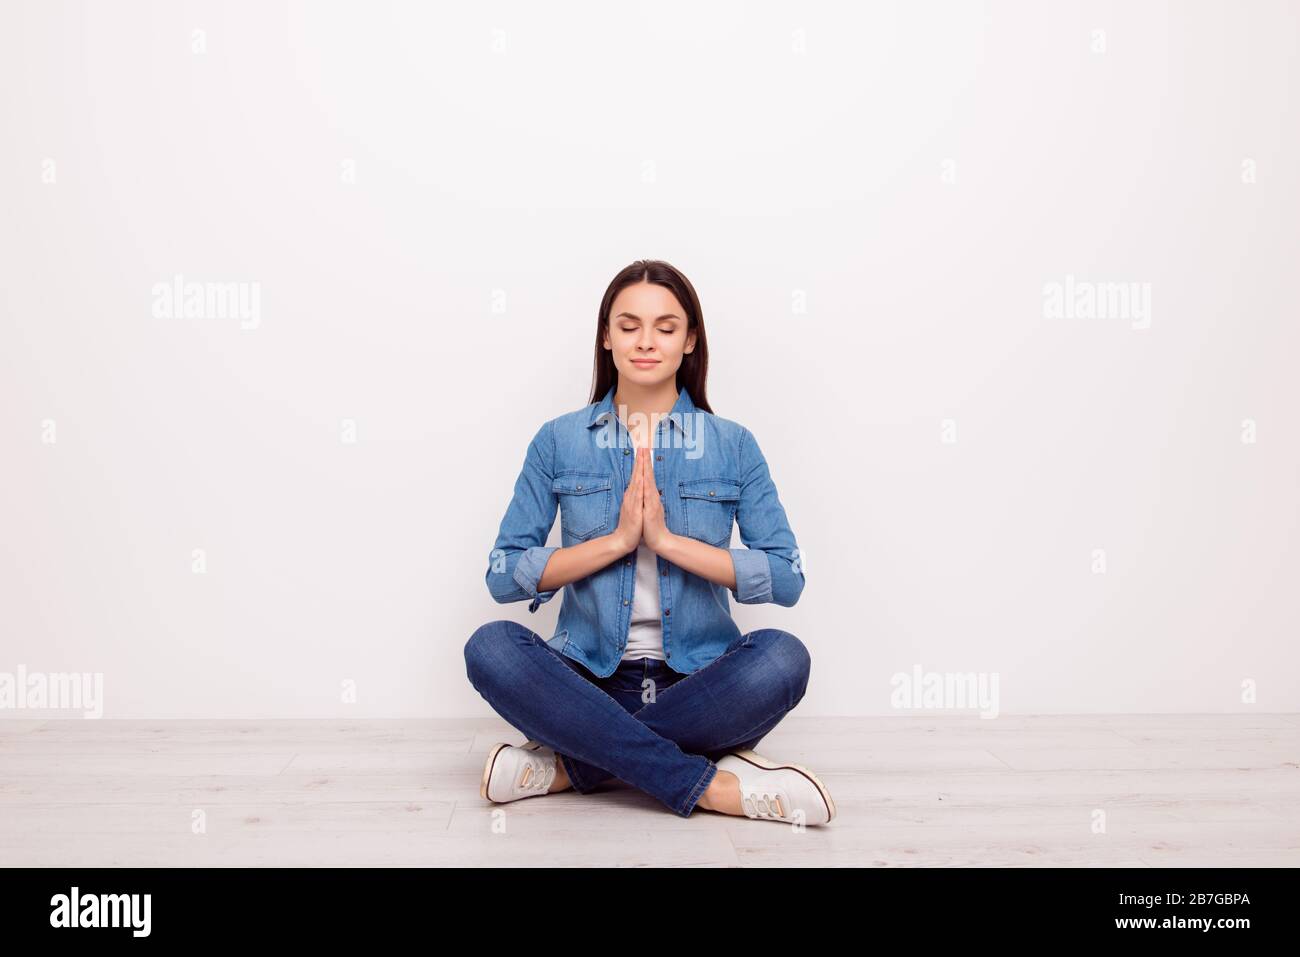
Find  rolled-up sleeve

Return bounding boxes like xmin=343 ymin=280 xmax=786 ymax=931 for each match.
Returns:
xmin=514 ymin=545 xmax=560 ymax=611
xmin=486 ymin=420 xmax=561 ymax=612
xmin=728 ymin=426 xmax=806 ymax=607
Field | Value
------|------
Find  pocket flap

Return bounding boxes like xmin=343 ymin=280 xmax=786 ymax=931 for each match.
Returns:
xmin=552 ymin=474 xmax=612 ymax=495
xmin=678 ymin=479 xmax=741 ymax=502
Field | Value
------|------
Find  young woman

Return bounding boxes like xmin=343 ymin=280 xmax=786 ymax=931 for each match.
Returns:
xmin=465 ymin=260 xmax=834 ymax=825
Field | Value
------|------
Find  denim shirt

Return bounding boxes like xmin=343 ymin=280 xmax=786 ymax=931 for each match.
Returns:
xmin=485 ymin=384 xmax=806 ymax=678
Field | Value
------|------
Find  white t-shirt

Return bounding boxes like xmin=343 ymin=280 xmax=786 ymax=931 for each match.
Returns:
xmin=622 ymin=541 xmax=665 ymax=661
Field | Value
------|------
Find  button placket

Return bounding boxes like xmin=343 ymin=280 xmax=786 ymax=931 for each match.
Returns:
xmin=603 ymin=413 xmax=633 ymax=658
xmin=657 ymin=438 xmax=673 ymax=653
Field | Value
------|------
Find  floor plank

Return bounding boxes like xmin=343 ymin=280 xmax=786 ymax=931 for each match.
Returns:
xmin=0 ymin=715 xmax=1295 ymax=867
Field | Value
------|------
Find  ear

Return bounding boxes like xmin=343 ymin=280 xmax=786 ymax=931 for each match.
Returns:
xmin=684 ymin=327 xmax=697 ymax=354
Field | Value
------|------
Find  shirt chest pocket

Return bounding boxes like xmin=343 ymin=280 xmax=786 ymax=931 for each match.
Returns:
xmin=678 ymin=478 xmax=741 ymax=547
xmin=552 ymin=472 xmax=613 ymax=542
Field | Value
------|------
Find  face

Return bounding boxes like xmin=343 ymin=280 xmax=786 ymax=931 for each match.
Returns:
xmin=602 ymin=281 xmax=697 ymax=384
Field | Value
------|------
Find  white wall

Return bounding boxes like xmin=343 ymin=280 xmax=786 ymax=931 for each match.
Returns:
xmin=2 ymin=1 xmax=1297 ymax=717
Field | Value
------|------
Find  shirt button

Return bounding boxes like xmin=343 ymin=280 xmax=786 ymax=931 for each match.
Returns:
xmin=664 ymin=608 xmax=670 ymax=616
xmin=656 ymin=455 xmax=662 ymax=461
xmin=661 ymin=568 xmax=667 ymax=576
xmin=623 ymin=599 xmax=629 ymax=606
xmin=625 ymin=559 xmax=631 ymax=566
xmin=623 ymin=449 xmax=630 ymax=456
xmin=708 ymin=490 xmax=715 ymax=496
xmin=576 ymin=484 xmax=583 ymax=490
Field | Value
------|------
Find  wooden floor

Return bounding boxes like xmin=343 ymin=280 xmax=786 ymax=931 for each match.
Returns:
xmin=1 ymin=715 xmax=1297 ymax=867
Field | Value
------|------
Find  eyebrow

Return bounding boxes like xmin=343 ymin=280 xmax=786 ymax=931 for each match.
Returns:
xmin=614 ymin=312 xmax=682 ymax=323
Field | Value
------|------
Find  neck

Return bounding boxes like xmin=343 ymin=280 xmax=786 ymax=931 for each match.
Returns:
xmin=613 ymin=379 xmax=677 ymax=445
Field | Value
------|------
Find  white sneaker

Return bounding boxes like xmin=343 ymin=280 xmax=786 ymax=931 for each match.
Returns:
xmin=714 ymin=749 xmax=836 ymax=825
xmin=480 ymin=739 xmax=558 ymax=803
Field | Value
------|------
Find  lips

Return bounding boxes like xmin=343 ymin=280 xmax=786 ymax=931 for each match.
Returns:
xmin=630 ymin=359 xmax=660 ymax=366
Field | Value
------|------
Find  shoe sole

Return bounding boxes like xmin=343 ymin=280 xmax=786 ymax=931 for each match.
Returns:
xmin=480 ymin=740 xmax=546 ymax=802
xmin=728 ymin=749 xmax=837 ymax=823
xmin=480 ymin=742 xmax=512 ymax=801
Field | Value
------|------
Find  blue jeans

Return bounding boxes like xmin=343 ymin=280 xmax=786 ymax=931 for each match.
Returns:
xmin=464 ymin=620 xmax=812 ymax=817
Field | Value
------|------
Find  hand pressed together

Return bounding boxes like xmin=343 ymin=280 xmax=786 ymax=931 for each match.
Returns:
xmin=611 ymin=444 xmax=673 ymax=555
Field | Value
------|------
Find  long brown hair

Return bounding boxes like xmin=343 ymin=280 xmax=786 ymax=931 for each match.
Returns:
xmin=587 ymin=259 xmax=714 ymax=414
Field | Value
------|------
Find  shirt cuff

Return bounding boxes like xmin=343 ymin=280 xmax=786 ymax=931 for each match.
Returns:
xmin=728 ymin=548 xmax=773 ymax=604
xmin=514 ymin=546 xmax=560 ymax=612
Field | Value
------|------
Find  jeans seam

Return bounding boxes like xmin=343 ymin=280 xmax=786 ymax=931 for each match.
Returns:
xmin=677 ymin=758 xmax=718 ymax=817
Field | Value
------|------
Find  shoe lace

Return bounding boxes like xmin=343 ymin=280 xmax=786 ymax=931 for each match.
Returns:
xmin=518 ymin=755 xmax=556 ymax=793
xmin=742 ymin=789 xmax=786 ymax=819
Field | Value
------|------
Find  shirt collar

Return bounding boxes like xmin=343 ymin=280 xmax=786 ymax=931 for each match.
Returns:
xmin=587 ymin=382 xmax=697 ymax=434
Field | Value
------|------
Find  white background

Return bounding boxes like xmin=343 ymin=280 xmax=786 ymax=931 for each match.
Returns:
xmin=2 ymin=1 xmax=1297 ymax=717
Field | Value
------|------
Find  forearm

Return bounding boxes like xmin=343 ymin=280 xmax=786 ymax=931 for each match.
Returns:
xmin=536 ymin=533 xmax=632 ymax=593
xmin=656 ymin=532 xmax=737 ymax=590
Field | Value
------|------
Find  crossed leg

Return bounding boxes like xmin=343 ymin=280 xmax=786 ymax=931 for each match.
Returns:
xmin=555 ymin=628 xmax=811 ymax=793
xmin=464 ymin=619 xmax=810 ymax=817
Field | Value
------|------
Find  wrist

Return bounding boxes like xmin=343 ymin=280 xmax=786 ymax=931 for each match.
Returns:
xmin=654 ymin=531 xmax=684 ymax=562
xmin=606 ymin=531 xmax=635 ymax=559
